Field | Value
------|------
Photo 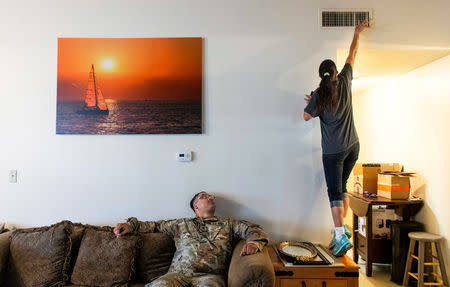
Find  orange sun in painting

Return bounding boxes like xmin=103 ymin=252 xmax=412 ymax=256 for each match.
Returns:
xmin=57 ymin=38 xmax=202 ymax=102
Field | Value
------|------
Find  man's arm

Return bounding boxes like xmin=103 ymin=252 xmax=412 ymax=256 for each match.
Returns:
xmin=114 ymin=217 xmax=178 ymax=237
xmin=232 ymin=220 xmax=269 ymax=256
xmin=346 ymin=20 xmax=369 ymax=68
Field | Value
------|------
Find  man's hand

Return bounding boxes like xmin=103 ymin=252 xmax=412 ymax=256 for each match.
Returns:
xmin=304 ymin=94 xmax=311 ymax=105
xmin=240 ymin=242 xmax=259 ymax=256
xmin=113 ymin=223 xmax=129 ymax=237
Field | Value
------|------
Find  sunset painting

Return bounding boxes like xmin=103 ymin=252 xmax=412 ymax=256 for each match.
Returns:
xmin=56 ymin=38 xmax=202 ymax=134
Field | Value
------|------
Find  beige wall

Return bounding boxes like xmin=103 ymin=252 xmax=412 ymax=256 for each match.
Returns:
xmin=351 ymin=55 xmax=450 ymax=280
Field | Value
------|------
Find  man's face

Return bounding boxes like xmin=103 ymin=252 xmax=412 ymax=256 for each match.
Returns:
xmin=193 ymin=192 xmax=216 ymax=214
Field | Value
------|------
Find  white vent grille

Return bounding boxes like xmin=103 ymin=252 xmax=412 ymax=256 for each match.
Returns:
xmin=320 ymin=9 xmax=372 ymax=28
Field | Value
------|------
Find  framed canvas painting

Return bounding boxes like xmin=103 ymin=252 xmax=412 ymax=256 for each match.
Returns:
xmin=56 ymin=38 xmax=202 ymax=134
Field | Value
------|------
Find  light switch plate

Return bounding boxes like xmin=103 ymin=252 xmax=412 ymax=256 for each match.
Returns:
xmin=177 ymin=152 xmax=193 ymax=162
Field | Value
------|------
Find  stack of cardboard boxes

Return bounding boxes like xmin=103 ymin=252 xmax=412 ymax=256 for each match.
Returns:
xmin=353 ymin=163 xmax=414 ymax=238
xmin=353 ymin=163 xmax=414 ymax=200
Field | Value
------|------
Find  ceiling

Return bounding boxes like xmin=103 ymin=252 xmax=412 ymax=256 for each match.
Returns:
xmin=336 ymin=49 xmax=450 ymax=96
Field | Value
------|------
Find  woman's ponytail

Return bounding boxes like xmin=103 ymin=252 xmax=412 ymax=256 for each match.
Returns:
xmin=316 ymin=59 xmax=338 ymax=114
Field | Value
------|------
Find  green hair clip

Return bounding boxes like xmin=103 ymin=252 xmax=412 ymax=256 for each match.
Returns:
xmin=323 ymin=72 xmax=330 ymax=77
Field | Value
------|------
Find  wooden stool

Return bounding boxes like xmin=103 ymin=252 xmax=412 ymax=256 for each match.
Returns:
xmin=403 ymin=232 xmax=449 ymax=287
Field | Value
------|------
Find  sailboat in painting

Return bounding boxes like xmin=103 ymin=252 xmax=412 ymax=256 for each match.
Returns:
xmin=78 ymin=64 xmax=109 ymax=115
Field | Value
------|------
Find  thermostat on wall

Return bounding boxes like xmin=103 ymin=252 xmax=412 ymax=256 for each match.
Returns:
xmin=177 ymin=151 xmax=193 ymax=162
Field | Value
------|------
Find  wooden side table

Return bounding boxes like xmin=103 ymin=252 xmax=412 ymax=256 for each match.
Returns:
xmin=348 ymin=192 xmax=424 ymax=277
xmin=269 ymin=245 xmax=359 ymax=287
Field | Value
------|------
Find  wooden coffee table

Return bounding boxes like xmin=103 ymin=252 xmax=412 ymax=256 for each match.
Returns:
xmin=269 ymin=245 xmax=359 ymax=287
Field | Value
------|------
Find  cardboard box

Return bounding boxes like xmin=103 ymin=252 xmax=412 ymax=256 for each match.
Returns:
xmin=353 ymin=163 xmax=403 ymax=194
xmin=377 ymin=172 xmax=414 ymax=199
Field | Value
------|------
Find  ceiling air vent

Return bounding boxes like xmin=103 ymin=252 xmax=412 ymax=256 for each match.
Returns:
xmin=320 ymin=9 xmax=372 ymax=28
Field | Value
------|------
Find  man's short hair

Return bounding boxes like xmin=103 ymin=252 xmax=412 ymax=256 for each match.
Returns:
xmin=190 ymin=192 xmax=203 ymax=211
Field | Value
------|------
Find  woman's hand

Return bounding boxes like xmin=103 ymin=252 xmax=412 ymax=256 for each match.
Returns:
xmin=347 ymin=20 xmax=370 ymax=67
xmin=304 ymin=94 xmax=311 ymax=105
xmin=355 ymin=20 xmax=369 ymax=35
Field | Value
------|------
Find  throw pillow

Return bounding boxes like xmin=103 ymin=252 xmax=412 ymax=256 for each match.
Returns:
xmin=71 ymin=226 xmax=140 ymax=287
xmin=136 ymin=233 xmax=175 ymax=282
xmin=67 ymin=223 xmax=86 ymax=276
xmin=6 ymin=221 xmax=73 ymax=287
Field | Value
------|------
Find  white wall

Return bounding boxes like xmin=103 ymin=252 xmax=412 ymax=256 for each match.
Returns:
xmin=0 ymin=0 xmax=449 ymax=248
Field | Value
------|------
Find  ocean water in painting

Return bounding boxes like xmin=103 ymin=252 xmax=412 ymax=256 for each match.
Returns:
xmin=56 ymin=100 xmax=202 ymax=134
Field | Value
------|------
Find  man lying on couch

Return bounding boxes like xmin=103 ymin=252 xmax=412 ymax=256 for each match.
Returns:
xmin=114 ymin=191 xmax=269 ymax=287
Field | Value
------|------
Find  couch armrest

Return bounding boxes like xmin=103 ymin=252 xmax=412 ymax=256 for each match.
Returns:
xmin=0 ymin=231 xmax=11 ymax=279
xmin=228 ymin=240 xmax=275 ymax=287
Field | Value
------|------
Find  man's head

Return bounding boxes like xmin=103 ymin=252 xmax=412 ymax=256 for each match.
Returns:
xmin=190 ymin=191 xmax=216 ymax=218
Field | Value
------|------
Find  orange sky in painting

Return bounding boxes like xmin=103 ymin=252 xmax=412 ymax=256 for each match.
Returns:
xmin=57 ymin=38 xmax=202 ymax=101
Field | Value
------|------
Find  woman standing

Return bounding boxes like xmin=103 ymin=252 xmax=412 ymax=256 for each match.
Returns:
xmin=303 ymin=20 xmax=369 ymax=257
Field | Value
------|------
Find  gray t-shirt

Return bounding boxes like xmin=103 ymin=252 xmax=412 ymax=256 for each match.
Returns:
xmin=304 ymin=63 xmax=359 ymax=154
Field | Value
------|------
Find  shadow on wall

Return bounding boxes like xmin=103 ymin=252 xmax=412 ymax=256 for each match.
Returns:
xmin=214 ymin=195 xmax=279 ymax=241
xmin=214 ymin=195 xmax=265 ymax=223
xmin=214 ymin=192 xmax=334 ymax=245
xmin=214 ymin=194 xmax=284 ymax=243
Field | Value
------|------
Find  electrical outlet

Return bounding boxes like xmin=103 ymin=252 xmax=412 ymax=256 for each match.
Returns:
xmin=9 ymin=170 xmax=17 ymax=183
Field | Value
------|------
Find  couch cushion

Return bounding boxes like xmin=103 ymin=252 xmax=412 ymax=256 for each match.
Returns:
xmin=70 ymin=227 xmax=140 ymax=287
xmin=67 ymin=223 xmax=85 ymax=277
xmin=136 ymin=233 xmax=175 ymax=283
xmin=65 ymin=284 xmax=145 ymax=287
xmin=5 ymin=221 xmax=73 ymax=287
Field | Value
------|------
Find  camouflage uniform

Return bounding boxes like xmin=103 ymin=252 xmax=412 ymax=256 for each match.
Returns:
xmin=127 ymin=216 xmax=268 ymax=287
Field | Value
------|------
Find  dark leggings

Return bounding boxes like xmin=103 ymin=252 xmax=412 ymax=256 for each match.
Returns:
xmin=322 ymin=142 xmax=360 ymax=207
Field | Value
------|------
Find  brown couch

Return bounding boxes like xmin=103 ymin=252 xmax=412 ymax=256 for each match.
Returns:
xmin=0 ymin=222 xmax=274 ymax=287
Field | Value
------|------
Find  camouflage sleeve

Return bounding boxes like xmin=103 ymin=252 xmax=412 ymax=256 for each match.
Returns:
xmin=232 ymin=219 xmax=269 ymax=251
xmin=126 ymin=217 xmax=178 ymax=237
